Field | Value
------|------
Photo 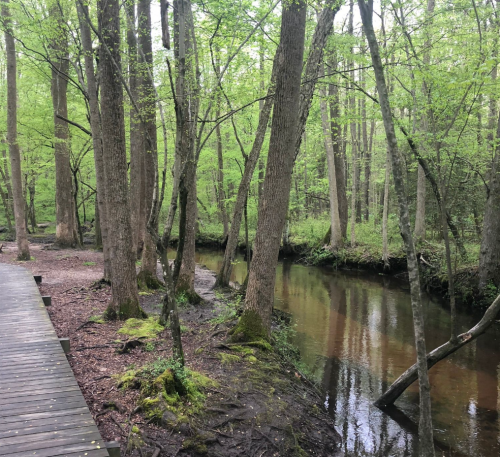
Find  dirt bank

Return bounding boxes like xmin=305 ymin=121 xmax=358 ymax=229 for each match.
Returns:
xmin=0 ymin=241 xmax=342 ymax=457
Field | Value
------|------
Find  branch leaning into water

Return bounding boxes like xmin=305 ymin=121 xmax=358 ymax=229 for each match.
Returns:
xmin=375 ymin=293 xmax=500 ymax=408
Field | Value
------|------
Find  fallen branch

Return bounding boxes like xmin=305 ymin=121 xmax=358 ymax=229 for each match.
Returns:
xmin=376 ymin=293 xmax=500 ymax=408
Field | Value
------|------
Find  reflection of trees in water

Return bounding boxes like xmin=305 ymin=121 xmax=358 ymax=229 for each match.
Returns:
xmin=196 ymin=249 xmax=500 ymax=456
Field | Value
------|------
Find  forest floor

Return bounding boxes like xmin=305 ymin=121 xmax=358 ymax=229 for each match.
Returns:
xmin=0 ymin=241 xmax=342 ymax=457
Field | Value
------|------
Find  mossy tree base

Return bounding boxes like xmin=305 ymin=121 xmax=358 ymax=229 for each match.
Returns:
xmin=229 ymin=309 xmax=269 ymax=344
xmin=137 ymin=270 xmax=164 ymax=291
xmin=176 ymin=287 xmax=202 ymax=305
xmin=103 ymin=302 xmax=147 ymax=321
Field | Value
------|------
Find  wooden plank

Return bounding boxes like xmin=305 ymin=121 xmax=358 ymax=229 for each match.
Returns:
xmin=0 ymin=264 xmax=107 ymax=456
xmin=0 ymin=398 xmax=89 ymax=418
xmin=0 ymin=376 xmax=79 ymax=392
xmin=0 ymin=416 xmax=96 ymax=440
xmin=0 ymin=387 xmax=82 ymax=409
xmin=0 ymin=430 xmax=104 ymax=455
xmin=0 ymin=386 xmax=81 ymax=402
xmin=0 ymin=411 xmax=91 ymax=432
xmin=4 ymin=446 xmax=109 ymax=457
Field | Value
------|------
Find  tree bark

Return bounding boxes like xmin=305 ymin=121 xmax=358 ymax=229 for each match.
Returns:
xmin=358 ymin=1 xmax=435 ymax=455
xmin=51 ymin=5 xmax=78 ymax=248
xmin=320 ymin=65 xmax=342 ymax=251
xmin=479 ymin=120 xmax=500 ymax=289
xmin=127 ymin=0 xmax=145 ymax=259
xmin=329 ymin=75 xmax=348 ymax=238
xmin=215 ymin=47 xmax=279 ymax=288
xmin=77 ymin=0 xmax=112 ymax=281
xmin=2 ymin=0 xmax=30 ymax=260
xmin=137 ymin=0 xmax=160 ymax=288
xmin=174 ymin=0 xmax=200 ymax=299
xmin=382 ymin=150 xmax=391 ymax=269
xmin=414 ymin=164 xmax=426 ymax=241
xmin=232 ymin=0 xmax=306 ymax=340
xmin=98 ymin=0 xmax=142 ymax=319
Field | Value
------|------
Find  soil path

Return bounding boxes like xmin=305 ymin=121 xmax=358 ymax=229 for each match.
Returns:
xmin=0 ymin=242 xmax=342 ymax=456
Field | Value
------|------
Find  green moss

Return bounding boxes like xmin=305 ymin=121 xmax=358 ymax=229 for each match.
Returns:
xmin=247 ymin=355 xmax=258 ymax=363
xmin=89 ymin=314 xmax=104 ymax=324
xmin=115 ymin=369 xmax=139 ymax=389
xmin=229 ymin=345 xmax=254 ymax=356
xmin=194 ymin=347 xmax=204 ymax=355
xmin=217 ymin=353 xmax=240 ymax=365
xmin=229 ymin=309 xmax=269 ymax=343
xmin=131 ymin=425 xmax=140 ymax=434
xmin=117 ymin=317 xmax=164 ymax=339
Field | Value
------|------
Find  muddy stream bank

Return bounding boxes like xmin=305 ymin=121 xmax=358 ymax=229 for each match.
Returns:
xmin=194 ymin=247 xmax=500 ymax=457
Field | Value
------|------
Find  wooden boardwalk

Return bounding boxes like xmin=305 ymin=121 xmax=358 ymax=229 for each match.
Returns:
xmin=0 ymin=264 xmax=109 ymax=457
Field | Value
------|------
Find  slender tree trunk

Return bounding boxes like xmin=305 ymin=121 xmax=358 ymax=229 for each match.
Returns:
xmin=479 ymin=122 xmax=500 ymax=289
xmin=174 ymin=0 xmax=200 ymax=299
xmin=27 ymin=175 xmax=36 ymax=232
xmin=127 ymin=0 xmax=144 ymax=259
xmin=320 ymin=65 xmax=342 ymax=251
xmin=414 ymin=164 xmax=426 ymax=242
xmin=50 ymin=5 xmax=77 ymax=248
xmin=232 ymin=0 xmax=306 ymax=340
xmin=0 ymin=180 xmax=12 ymax=231
xmin=382 ymin=150 xmax=391 ymax=269
xmin=214 ymin=51 xmax=278 ymax=288
xmin=137 ymin=0 xmax=160 ymax=288
xmin=329 ymin=73 xmax=348 ymax=238
xmin=77 ymin=0 xmax=112 ymax=281
xmin=98 ymin=0 xmax=142 ymax=319
xmin=215 ymin=84 xmax=229 ymax=240
xmin=358 ymin=2 xmax=435 ymax=455
xmin=2 ymin=0 xmax=29 ymax=260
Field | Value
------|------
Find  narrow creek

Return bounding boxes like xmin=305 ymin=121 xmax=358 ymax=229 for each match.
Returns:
xmin=193 ymin=247 xmax=500 ymax=457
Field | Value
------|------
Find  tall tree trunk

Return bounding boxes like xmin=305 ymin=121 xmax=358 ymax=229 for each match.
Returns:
xmin=77 ymin=0 xmax=112 ymax=281
xmin=217 ymin=0 xmax=338 ymax=288
xmin=348 ymin=0 xmax=357 ymax=246
xmin=27 ymin=175 xmax=36 ymax=233
xmin=320 ymin=65 xmax=342 ymax=251
xmin=231 ymin=0 xmax=306 ymax=340
xmin=127 ymin=0 xmax=144 ymax=258
xmin=173 ymin=0 xmax=200 ymax=299
xmin=382 ymin=150 xmax=390 ymax=269
xmin=479 ymin=121 xmax=500 ymax=290
xmin=414 ymin=164 xmax=426 ymax=241
xmin=215 ymin=78 xmax=229 ymax=240
xmin=137 ymin=0 xmax=160 ymax=289
xmin=50 ymin=5 xmax=77 ymax=248
xmin=98 ymin=0 xmax=142 ymax=319
xmin=2 ymin=0 xmax=29 ymax=260
xmin=0 ymin=180 xmax=12 ymax=232
xmin=214 ymin=49 xmax=278 ymax=288
xmin=329 ymin=73 xmax=348 ymax=238
xmin=358 ymin=2 xmax=435 ymax=455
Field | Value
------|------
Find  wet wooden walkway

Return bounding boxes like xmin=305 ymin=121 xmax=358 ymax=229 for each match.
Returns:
xmin=0 ymin=263 xmax=109 ymax=457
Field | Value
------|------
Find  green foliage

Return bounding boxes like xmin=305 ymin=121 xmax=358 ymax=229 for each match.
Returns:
xmin=89 ymin=314 xmax=105 ymax=324
xmin=209 ymin=294 xmax=242 ymax=324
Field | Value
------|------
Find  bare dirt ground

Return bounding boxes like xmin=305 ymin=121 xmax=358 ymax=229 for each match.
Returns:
xmin=0 ymin=241 xmax=342 ymax=457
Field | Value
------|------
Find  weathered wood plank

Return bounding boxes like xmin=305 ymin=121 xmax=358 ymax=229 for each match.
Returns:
xmin=0 ymin=264 xmax=107 ymax=456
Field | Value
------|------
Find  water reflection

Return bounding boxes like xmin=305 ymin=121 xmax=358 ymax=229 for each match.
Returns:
xmin=194 ymin=248 xmax=500 ymax=456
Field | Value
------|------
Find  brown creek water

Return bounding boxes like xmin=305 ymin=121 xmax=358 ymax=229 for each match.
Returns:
xmin=193 ymin=247 xmax=500 ymax=457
